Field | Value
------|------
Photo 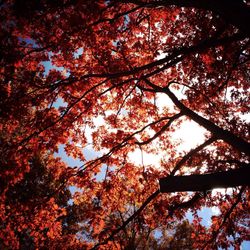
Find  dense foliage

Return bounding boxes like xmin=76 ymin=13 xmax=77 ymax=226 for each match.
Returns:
xmin=1 ymin=0 xmax=249 ymax=249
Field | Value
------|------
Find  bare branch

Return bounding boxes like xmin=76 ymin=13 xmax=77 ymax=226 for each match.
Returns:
xmin=136 ymin=112 xmax=183 ymax=145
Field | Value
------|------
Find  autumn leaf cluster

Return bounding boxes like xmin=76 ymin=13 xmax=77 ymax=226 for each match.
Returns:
xmin=0 ymin=0 xmax=249 ymax=249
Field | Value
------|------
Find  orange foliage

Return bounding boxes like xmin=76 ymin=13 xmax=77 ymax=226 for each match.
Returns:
xmin=0 ymin=0 xmax=249 ymax=249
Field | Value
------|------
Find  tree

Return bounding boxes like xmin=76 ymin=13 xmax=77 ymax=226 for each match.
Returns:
xmin=0 ymin=151 xmax=70 ymax=248
xmin=1 ymin=0 xmax=249 ymax=249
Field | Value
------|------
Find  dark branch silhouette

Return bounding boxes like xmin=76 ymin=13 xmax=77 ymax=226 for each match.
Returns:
xmin=160 ymin=165 xmax=250 ymax=192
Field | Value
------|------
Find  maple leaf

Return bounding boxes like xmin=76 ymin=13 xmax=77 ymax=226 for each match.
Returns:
xmin=1 ymin=1 xmax=249 ymax=249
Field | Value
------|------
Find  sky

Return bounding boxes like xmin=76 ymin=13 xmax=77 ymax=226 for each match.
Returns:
xmin=51 ymin=93 xmax=249 ymax=249
xmin=44 ymin=45 xmax=250 ymax=249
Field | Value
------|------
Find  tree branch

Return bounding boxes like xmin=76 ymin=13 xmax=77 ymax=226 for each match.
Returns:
xmin=91 ymin=189 xmax=160 ymax=249
xmin=135 ymin=112 xmax=183 ymax=145
xmin=202 ymin=186 xmax=246 ymax=249
xmin=142 ymin=78 xmax=250 ymax=156
xmin=122 ymin=0 xmax=250 ymax=35
xmin=162 ymin=86 xmax=250 ymax=156
xmin=170 ymin=136 xmax=217 ymax=176
xmin=160 ymin=166 xmax=250 ymax=192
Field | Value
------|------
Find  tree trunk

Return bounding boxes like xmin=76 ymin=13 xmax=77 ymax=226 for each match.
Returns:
xmin=159 ymin=166 xmax=250 ymax=193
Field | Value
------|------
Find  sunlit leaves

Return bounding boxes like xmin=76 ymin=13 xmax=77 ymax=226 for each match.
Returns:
xmin=1 ymin=0 xmax=249 ymax=249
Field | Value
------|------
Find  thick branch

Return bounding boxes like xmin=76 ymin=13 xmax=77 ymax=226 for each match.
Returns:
xmin=123 ymin=0 xmax=250 ymax=35
xmin=142 ymin=79 xmax=250 ymax=156
xmin=162 ymin=87 xmax=250 ymax=156
xmin=91 ymin=137 xmax=217 ymax=247
xmin=51 ymin=31 xmax=244 ymax=88
xmin=159 ymin=166 xmax=250 ymax=193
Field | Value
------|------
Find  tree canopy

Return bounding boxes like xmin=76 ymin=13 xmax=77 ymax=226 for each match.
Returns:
xmin=1 ymin=0 xmax=250 ymax=249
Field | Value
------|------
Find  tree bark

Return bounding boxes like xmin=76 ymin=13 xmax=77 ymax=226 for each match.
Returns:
xmin=159 ymin=166 xmax=250 ymax=192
